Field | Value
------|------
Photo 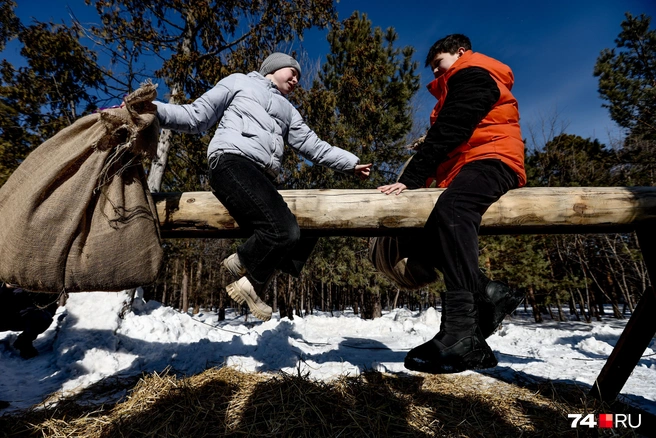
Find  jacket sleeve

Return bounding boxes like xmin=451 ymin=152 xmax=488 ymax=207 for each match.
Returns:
xmin=398 ymin=67 xmax=500 ymax=189
xmin=154 ymin=75 xmax=237 ymax=134
xmin=286 ymin=106 xmax=360 ymax=174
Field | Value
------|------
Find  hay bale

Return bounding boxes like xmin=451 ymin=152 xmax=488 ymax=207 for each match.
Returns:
xmin=0 ymin=368 xmax=648 ymax=437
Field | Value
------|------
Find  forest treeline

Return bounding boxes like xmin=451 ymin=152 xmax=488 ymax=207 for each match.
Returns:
xmin=1 ymin=1 xmax=654 ymax=322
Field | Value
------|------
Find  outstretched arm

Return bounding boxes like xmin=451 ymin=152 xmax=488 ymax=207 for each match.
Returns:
xmin=287 ymin=106 xmax=363 ymax=174
xmin=154 ymin=75 xmax=237 ymax=134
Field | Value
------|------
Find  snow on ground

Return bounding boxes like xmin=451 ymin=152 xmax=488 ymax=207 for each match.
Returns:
xmin=1 ymin=291 xmax=654 ymax=416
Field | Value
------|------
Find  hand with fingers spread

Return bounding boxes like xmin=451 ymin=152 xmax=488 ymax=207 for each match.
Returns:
xmin=378 ymin=182 xmax=407 ymax=195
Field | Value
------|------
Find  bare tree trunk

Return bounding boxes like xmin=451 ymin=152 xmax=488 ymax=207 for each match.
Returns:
xmin=305 ymin=278 xmax=312 ymax=315
xmin=556 ymin=294 xmax=566 ymax=321
xmin=218 ymin=266 xmax=225 ymax=321
xmin=187 ymin=260 xmax=194 ymax=314
xmin=590 ymin=288 xmax=602 ymax=321
xmin=172 ymin=258 xmax=180 ymax=310
xmin=272 ymin=276 xmax=278 ymax=313
xmin=291 ymin=276 xmax=297 ymax=319
xmin=604 ymin=235 xmax=631 ymax=316
xmin=299 ymin=276 xmax=305 ymax=318
xmin=208 ymin=265 xmax=214 ymax=311
xmin=328 ymin=283 xmax=333 ymax=316
xmin=361 ymin=288 xmax=369 ymax=319
xmin=147 ymin=127 xmax=174 ymax=192
xmin=193 ymin=258 xmax=203 ymax=315
xmin=569 ymin=289 xmax=580 ymax=321
xmin=385 ymin=288 xmax=390 ymax=311
xmin=631 ymin=232 xmax=649 ymax=306
xmin=181 ymin=259 xmax=189 ymax=314
xmin=575 ymin=237 xmax=594 ymax=323
xmin=605 ymin=271 xmax=623 ymax=319
xmin=577 ymin=288 xmax=591 ymax=323
xmin=527 ymin=285 xmax=542 ymax=323
xmin=161 ymin=264 xmax=169 ymax=306
xmin=320 ymin=279 xmax=325 ymax=312
xmin=370 ymin=292 xmax=382 ymax=319
xmin=285 ymin=275 xmax=294 ymax=320
xmin=546 ymin=304 xmax=555 ymax=320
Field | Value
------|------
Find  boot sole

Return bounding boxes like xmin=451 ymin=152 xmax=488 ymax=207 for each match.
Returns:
xmin=226 ymin=282 xmax=272 ymax=322
xmin=404 ymin=348 xmax=498 ymax=374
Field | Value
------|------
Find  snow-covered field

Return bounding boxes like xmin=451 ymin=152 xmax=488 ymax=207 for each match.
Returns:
xmin=1 ymin=290 xmax=654 ymax=416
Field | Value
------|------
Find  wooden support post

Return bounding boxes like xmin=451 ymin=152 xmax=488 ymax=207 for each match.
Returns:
xmin=590 ymin=227 xmax=656 ymax=402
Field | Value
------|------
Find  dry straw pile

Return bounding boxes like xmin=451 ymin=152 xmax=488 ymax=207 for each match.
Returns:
xmin=0 ymin=367 xmax=650 ymax=437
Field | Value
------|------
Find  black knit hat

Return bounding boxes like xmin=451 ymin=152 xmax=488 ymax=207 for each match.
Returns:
xmin=259 ymin=52 xmax=302 ymax=80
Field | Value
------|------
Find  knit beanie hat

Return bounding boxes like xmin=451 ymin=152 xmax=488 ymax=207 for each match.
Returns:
xmin=259 ymin=52 xmax=302 ymax=80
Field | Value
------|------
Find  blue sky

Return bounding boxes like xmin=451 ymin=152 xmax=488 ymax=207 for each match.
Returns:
xmin=5 ymin=0 xmax=656 ymax=149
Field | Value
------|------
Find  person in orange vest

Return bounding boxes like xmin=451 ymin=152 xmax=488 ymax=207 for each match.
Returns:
xmin=379 ymin=34 xmax=525 ymax=373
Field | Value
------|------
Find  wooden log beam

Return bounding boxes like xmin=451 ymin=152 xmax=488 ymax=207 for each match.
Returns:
xmin=152 ymin=187 xmax=656 ymax=238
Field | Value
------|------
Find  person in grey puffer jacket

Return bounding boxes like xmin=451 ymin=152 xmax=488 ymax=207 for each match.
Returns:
xmin=154 ymin=52 xmax=372 ymax=321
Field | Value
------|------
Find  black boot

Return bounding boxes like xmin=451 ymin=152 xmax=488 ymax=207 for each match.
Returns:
xmin=13 ymin=333 xmax=39 ymax=359
xmin=476 ymin=272 xmax=525 ymax=338
xmin=404 ymin=290 xmax=498 ymax=374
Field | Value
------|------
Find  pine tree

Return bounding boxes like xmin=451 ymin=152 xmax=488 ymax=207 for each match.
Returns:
xmin=525 ymin=133 xmax=617 ymax=187
xmin=0 ymin=15 xmax=104 ymax=187
xmin=0 ymin=0 xmax=19 ymax=52
xmin=594 ymin=13 xmax=656 ymax=187
xmin=594 ymin=12 xmax=656 ymax=141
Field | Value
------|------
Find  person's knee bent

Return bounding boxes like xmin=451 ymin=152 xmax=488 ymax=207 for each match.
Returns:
xmin=277 ymin=220 xmax=301 ymax=251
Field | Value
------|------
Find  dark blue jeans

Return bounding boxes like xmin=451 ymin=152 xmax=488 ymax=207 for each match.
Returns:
xmin=208 ymin=153 xmax=317 ymax=284
xmin=410 ymin=159 xmax=518 ymax=293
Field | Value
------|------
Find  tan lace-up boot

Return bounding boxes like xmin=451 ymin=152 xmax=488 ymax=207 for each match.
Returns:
xmin=226 ymin=277 xmax=273 ymax=321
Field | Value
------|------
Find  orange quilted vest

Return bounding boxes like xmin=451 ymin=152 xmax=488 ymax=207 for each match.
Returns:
xmin=426 ymin=50 xmax=526 ymax=188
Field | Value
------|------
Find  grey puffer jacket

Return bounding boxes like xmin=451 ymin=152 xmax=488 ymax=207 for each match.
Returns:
xmin=154 ymin=71 xmax=359 ymax=178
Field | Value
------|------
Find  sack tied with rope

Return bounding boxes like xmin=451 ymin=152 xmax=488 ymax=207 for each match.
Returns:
xmin=0 ymin=82 xmax=163 ymax=292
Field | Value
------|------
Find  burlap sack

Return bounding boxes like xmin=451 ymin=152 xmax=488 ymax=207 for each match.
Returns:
xmin=368 ymin=153 xmax=438 ymax=290
xmin=0 ymin=82 xmax=163 ymax=292
xmin=368 ymin=236 xmax=438 ymax=290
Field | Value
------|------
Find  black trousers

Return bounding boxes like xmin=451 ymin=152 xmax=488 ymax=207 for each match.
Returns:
xmin=208 ymin=153 xmax=317 ymax=284
xmin=0 ymin=285 xmax=54 ymax=340
xmin=410 ymin=159 xmax=518 ymax=293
